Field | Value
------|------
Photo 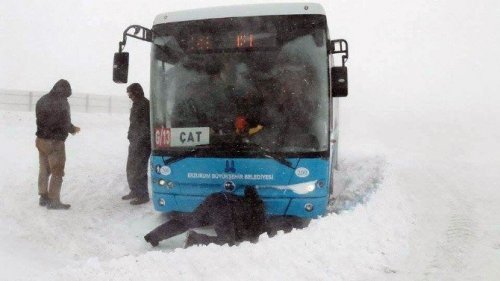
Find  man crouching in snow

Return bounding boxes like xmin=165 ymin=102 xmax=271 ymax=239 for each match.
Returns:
xmin=144 ymin=186 xmax=266 ymax=247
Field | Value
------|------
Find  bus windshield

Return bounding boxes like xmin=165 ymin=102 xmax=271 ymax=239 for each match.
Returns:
xmin=150 ymin=15 xmax=329 ymax=155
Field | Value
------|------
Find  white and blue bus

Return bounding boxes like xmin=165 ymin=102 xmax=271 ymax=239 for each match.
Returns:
xmin=113 ymin=2 xmax=348 ymax=219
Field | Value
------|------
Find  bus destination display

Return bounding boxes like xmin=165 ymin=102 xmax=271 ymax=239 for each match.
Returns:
xmin=187 ymin=32 xmax=276 ymax=52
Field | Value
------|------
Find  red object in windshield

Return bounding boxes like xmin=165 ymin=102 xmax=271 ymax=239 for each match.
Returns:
xmin=235 ymin=116 xmax=248 ymax=133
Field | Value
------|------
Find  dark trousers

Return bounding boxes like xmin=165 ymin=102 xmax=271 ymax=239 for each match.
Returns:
xmin=126 ymin=143 xmax=151 ymax=198
xmin=147 ymin=194 xmax=236 ymax=246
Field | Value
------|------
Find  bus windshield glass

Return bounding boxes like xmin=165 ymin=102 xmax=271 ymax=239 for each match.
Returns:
xmin=151 ymin=15 xmax=329 ymax=155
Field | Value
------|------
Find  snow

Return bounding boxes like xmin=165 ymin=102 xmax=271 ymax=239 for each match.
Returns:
xmin=1 ymin=95 xmax=499 ymax=280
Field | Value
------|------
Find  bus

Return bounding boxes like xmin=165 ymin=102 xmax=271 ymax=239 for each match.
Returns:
xmin=113 ymin=2 xmax=349 ymax=219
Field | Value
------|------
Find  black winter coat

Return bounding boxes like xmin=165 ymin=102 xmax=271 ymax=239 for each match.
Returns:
xmin=128 ymin=97 xmax=151 ymax=147
xmin=200 ymin=190 xmax=267 ymax=242
xmin=35 ymin=80 xmax=76 ymax=141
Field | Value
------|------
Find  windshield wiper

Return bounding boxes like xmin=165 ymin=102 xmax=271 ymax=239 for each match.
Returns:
xmin=235 ymin=142 xmax=295 ymax=169
xmin=161 ymin=142 xmax=294 ymax=169
xmin=162 ymin=143 xmax=240 ymax=166
xmin=162 ymin=144 xmax=212 ymax=166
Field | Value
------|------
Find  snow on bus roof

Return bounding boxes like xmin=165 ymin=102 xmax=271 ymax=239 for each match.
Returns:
xmin=153 ymin=2 xmax=326 ymax=25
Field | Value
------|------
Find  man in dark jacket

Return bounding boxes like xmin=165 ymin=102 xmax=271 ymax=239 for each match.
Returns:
xmin=35 ymin=79 xmax=80 ymax=210
xmin=144 ymin=186 xmax=267 ymax=247
xmin=122 ymin=83 xmax=151 ymax=205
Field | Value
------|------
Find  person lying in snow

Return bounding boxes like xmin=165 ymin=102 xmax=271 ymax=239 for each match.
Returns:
xmin=144 ymin=186 xmax=266 ymax=247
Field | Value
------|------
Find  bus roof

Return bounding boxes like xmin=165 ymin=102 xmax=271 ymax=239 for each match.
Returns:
xmin=153 ymin=2 xmax=326 ymax=25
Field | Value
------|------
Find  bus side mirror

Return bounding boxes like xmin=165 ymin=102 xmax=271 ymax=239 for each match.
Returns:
xmin=331 ymin=66 xmax=348 ymax=97
xmin=113 ymin=52 xmax=129 ymax=83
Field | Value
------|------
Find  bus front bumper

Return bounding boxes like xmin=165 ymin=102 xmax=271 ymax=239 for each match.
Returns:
xmin=152 ymin=193 xmax=328 ymax=219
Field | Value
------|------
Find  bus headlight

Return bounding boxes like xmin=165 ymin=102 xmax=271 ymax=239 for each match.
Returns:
xmin=159 ymin=198 xmax=166 ymax=206
xmin=158 ymin=179 xmax=174 ymax=188
xmin=316 ymin=180 xmax=325 ymax=188
xmin=304 ymin=203 xmax=314 ymax=212
xmin=285 ymin=181 xmax=317 ymax=194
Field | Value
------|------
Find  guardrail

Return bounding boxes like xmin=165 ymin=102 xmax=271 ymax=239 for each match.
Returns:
xmin=0 ymin=90 xmax=130 ymax=114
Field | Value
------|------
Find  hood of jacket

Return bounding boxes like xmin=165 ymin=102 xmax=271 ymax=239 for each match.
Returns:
xmin=49 ymin=79 xmax=72 ymax=98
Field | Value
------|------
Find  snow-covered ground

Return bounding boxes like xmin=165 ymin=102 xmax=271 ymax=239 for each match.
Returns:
xmin=1 ymin=1 xmax=499 ymax=279
xmin=1 ymin=95 xmax=498 ymax=280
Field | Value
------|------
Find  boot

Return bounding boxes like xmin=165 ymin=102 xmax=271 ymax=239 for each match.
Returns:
xmin=39 ymin=194 xmax=50 ymax=206
xmin=184 ymin=230 xmax=199 ymax=248
xmin=130 ymin=196 xmax=149 ymax=205
xmin=144 ymin=233 xmax=159 ymax=247
xmin=47 ymin=199 xmax=71 ymax=210
xmin=121 ymin=192 xmax=136 ymax=200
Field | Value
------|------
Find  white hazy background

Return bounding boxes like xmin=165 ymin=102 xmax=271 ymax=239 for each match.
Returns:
xmin=2 ymin=0 xmax=499 ymax=108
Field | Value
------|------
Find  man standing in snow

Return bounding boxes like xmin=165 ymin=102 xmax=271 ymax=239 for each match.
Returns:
xmin=144 ymin=186 xmax=267 ymax=247
xmin=122 ymin=83 xmax=151 ymax=205
xmin=35 ymin=79 xmax=80 ymax=210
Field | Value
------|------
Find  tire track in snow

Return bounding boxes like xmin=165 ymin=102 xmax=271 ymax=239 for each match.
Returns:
xmin=422 ymin=191 xmax=476 ymax=280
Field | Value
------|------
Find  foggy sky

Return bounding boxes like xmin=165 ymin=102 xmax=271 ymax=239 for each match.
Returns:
xmin=1 ymin=0 xmax=499 ymax=112
xmin=1 ymin=0 xmax=330 ymax=96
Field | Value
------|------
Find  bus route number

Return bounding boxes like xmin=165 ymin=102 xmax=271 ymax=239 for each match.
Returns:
xmin=155 ymin=127 xmax=171 ymax=148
